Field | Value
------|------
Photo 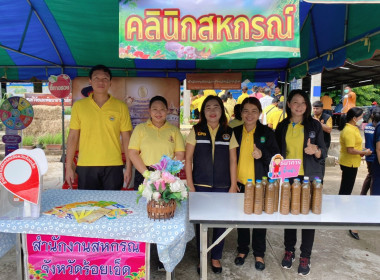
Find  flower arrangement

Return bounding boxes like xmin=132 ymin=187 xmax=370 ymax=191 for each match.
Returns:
xmin=136 ymin=155 xmax=188 ymax=205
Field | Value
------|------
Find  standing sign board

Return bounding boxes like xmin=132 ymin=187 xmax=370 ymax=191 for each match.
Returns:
xmin=119 ymin=0 xmax=300 ymax=60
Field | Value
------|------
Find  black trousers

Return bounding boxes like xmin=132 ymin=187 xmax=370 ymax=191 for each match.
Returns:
xmin=195 ymin=185 xmax=229 ymax=260
xmin=339 ymin=164 xmax=358 ymax=195
xmin=236 ymin=183 xmax=266 ymax=258
xmin=360 ymin=161 xmax=373 ymax=195
xmin=76 ymin=166 xmax=124 ymax=190
xmin=133 ymin=166 xmax=155 ymax=190
xmin=284 ymin=176 xmax=315 ymax=259
xmin=284 ymin=229 xmax=315 ymax=258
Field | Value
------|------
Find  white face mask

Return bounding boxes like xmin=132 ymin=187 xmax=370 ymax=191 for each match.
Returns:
xmin=355 ymin=118 xmax=364 ymax=126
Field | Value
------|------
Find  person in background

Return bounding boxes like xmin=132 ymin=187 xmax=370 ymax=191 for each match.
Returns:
xmin=341 ymin=86 xmax=356 ymax=114
xmin=274 ymin=86 xmax=284 ymax=102
xmin=221 ymin=94 xmax=234 ymax=120
xmin=251 ymin=86 xmax=263 ymax=99
xmin=229 ymin=104 xmax=244 ymax=128
xmin=204 ymin=89 xmax=217 ymax=96
xmin=371 ymin=109 xmax=380 ymax=195
xmin=65 ymin=64 xmax=133 ymax=190
xmin=267 ymin=101 xmax=286 ymax=130
xmin=237 ymin=86 xmax=250 ymax=104
xmin=128 ymin=95 xmax=185 ymax=188
xmin=275 ymin=89 xmax=327 ymax=276
xmin=260 ymin=88 xmax=274 ymax=112
xmin=261 ymin=96 xmax=279 ymax=125
xmin=233 ymin=97 xmax=279 ymax=272
xmin=312 ymin=101 xmax=333 ymax=150
xmin=226 ymin=90 xmax=237 ymax=108
xmin=185 ymin=95 xmax=238 ymax=274
xmin=320 ymin=93 xmax=333 ymax=116
xmin=191 ymin=90 xmax=206 ymax=119
xmin=338 ymin=107 xmax=371 ymax=240
xmin=360 ymin=107 xmax=380 ymax=196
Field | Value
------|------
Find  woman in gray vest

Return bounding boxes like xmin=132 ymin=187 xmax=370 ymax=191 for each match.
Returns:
xmin=185 ymin=95 xmax=238 ymax=274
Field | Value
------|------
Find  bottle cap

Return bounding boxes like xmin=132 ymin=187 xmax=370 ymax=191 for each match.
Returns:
xmin=269 ymin=179 xmax=275 ymax=183
xmin=304 ymin=180 xmax=309 ymax=183
xmin=284 ymin=178 xmax=289 ymax=182
xmin=294 ymin=178 xmax=300 ymax=182
xmin=316 ymin=179 xmax=322 ymax=183
xmin=247 ymin=179 xmax=253 ymax=183
xmin=262 ymin=176 xmax=268 ymax=180
xmin=304 ymin=176 xmax=309 ymax=180
xmin=256 ymin=179 xmax=262 ymax=183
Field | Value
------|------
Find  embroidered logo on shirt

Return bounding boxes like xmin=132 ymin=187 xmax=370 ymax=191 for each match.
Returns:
xmin=168 ymin=135 xmax=174 ymax=143
xmin=109 ymin=116 xmax=115 ymax=121
xmin=222 ymin=134 xmax=231 ymax=141
xmin=197 ymin=132 xmax=206 ymax=136
xmin=260 ymin=136 xmax=266 ymax=143
xmin=309 ymin=131 xmax=316 ymax=139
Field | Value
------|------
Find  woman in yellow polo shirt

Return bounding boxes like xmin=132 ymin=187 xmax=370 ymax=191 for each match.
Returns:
xmin=338 ymin=107 xmax=371 ymax=240
xmin=233 ymin=97 xmax=279 ymax=271
xmin=128 ymin=96 xmax=185 ymax=189
xmin=185 ymin=95 xmax=238 ymax=274
xmin=275 ymin=89 xmax=327 ymax=276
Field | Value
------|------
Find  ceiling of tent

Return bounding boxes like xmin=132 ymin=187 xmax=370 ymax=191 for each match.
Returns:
xmin=1 ymin=0 xmax=380 ymax=86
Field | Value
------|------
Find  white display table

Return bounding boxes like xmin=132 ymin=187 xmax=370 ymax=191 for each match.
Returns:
xmin=189 ymin=192 xmax=380 ymax=280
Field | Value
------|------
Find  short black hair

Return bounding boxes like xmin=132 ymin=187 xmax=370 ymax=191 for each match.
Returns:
xmin=272 ymin=96 xmax=280 ymax=103
xmin=89 ymin=65 xmax=112 ymax=80
xmin=220 ymin=94 xmax=228 ymax=102
xmin=312 ymin=101 xmax=323 ymax=108
xmin=278 ymin=101 xmax=284 ymax=109
xmin=149 ymin=95 xmax=168 ymax=108
xmin=241 ymin=97 xmax=262 ymax=113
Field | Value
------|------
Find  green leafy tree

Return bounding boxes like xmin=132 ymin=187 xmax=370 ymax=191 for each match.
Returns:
xmin=322 ymin=84 xmax=380 ymax=106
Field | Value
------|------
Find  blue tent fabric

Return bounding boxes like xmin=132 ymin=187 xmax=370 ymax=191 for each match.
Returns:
xmin=1 ymin=1 xmax=380 ymax=81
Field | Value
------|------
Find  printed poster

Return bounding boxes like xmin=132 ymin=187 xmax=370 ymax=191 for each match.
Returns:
xmin=119 ymin=0 xmax=300 ymax=60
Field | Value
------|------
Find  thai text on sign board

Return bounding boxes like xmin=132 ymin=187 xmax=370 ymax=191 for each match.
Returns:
xmin=186 ymin=73 xmax=242 ymax=90
xmin=119 ymin=0 xmax=300 ymax=60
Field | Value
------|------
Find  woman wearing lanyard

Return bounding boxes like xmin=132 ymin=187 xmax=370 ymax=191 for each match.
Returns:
xmin=233 ymin=97 xmax=279 ymax=271
xmin=338 ymin=107 xmax=371 ymax=240
xmin=275 ymin=89 xmax=327 ymax=276
xmin=185 ymin=95 xmax=238 ymax=274
xmin=128 ymin=95 xmax=185 ymax=189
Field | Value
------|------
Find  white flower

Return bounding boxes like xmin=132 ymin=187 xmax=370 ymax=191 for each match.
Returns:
xmin=149 ymin=170 xmax=161 ymax=182
xmin=181 ymin=190 xmax=188 ymax=199
xmin=170 ymin=178 xmax=186 ymax=192
xmin=142 ymin=185 xmax=153 ymax=201
xmin=152 ymin=191 xmax=161 ymax=201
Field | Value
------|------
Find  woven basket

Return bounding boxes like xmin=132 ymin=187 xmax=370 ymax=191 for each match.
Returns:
xmin=147 ymin=199 xmax=176 ymax=220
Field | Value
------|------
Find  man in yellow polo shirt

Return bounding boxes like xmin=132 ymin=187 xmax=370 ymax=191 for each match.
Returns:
xmin=237 ymin=86 xmax=250 ymax=104
xmin=267 ymin=102 xmax=287 ymax=130
xmin=65 ymin=65 xmax=133 ymax=190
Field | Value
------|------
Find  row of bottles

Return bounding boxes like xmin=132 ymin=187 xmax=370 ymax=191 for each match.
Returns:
xmin=244 ymin=177 xmax=280 ymax=215
xmin=244 ymin=177 xmax=323 ymax=215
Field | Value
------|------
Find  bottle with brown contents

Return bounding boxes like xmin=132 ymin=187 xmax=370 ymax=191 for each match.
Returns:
xmin=261 ymin=176 xmax=269 ymax=211
xmin=310 ymin=176 xmax=319 ymax=209
xmin=280 ymin=179 xmax=291 ymax=215
xmin=254 ymin=179 xmax=263 ymax=215
xmin=291 ymin=178 xmax=301 ymax=215
xmin=300 ymin=179 xmax=311 ymax=214
xmin=274 ymin=179 xmax=280 ymax=212
xmin=244 ymin=179 xmax=254 ymax=214
xmin=265 ymin=179 xmax=275 ymax=214
xmin=312 ymin=179 xmax=323 ymax=214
